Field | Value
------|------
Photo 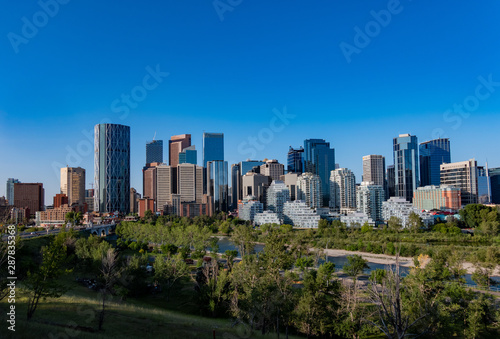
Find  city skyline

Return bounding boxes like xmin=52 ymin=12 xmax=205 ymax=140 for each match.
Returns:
xmin=2 ymin=1 xmax=500 ymax=201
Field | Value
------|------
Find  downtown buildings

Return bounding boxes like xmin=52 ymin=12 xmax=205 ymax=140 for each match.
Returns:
xmin=393 ymin=134 xmax=419 ymax=203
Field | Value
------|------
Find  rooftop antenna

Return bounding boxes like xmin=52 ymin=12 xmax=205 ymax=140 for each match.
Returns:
xmin=153 ymin=131 xmax=156 ymax=141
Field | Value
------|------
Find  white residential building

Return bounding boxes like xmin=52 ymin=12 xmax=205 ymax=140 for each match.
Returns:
xmin=266 ymin=180 xmax=290 ymax=218
xmin=238 ymin=197 xmax=263 ymax=222
xmin=382 ymin=197 xmax=434 ymax=227
xmin=341 ymin=212 xmax=375 ymax=227
xmin=283 ymin=200 xmax=321 ymax=228
xmin=254 ymin=211 xmax=281 ymax=226
xmin=296 ymin=173 xmax=322 ymax=208
xmin=356 ymin=182 xmax=385 ymax=224
xmin=330 ymin=168 xmax=356 ymax=212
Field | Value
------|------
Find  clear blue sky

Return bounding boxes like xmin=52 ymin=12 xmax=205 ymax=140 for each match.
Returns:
xmin=1 ymin=0 xmax=500 ymax=202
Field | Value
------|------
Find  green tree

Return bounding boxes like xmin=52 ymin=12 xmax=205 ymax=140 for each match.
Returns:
xmin=408 ymin=212 xmax=424 ymax=233
xmin=388 ymin=216 xmax=403 ymax=232
xmin=98 ymin=248 xmax=121 ymax=330
xmin=154 ymin=254 xmax=190 ymax=301
xmin=224 ymin=250 xmax=238 ymax=271
xmin=232 ymin=224 xmax=256 ymax=257
xmin=343 ymin=255 xmax=369 ymax=285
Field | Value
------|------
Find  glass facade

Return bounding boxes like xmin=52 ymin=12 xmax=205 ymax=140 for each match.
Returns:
xmin=146 ymin=140 xmax=163 ymax=164
xmin=94 ymin=123 xmax=131 ymax=214
xmin=489 ymin=167 xmax=500 ymax=204
xmin=287 ymin=146 xmax=304 ymax=173
xmin=203 ymin=132 xmax=224 ymax=167
xmin=207 ymin=160 xmax=228 ymax=213
xmin=178 ymin=145 xmax=197 ymax=165
xmin=419 ymin=138 xmax=450 ymax=187
xmin=6 ymin=178 xmax=20 ymax=206
xmin=303 ymin=139 xmax=335 ymax=207
xmin=393 ymin=134 xmax=419 ymax=203
xmin=387 ymin=165 xmax=395 ymax=198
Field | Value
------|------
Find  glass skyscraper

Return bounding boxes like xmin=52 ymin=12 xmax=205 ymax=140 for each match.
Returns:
xmin=178 ymin=145 xmax=197 ymax=165
xmin=146 ymin=139 xmax=163 ymax=164
xmin=6 ymin=178 xmax=20 ymax=206
xmin=94 ymin=123 xmax=131 ymax=214
xmin=203 ymin=132 xmax=224 ymax=168
xmin=207 ymin=160 xmax=228 ymax=213
xmin=419 ymin=138 xmax=450 ymax=187
xmin=287 ymin=146 xmax=304 ymax=173
xmin=393 ymin=134 xmax=419 ymax=203
xmin=489 ymin=167 xmax=500 ymax=204
xmin=303 ymin=139 xmax=335 ymax=206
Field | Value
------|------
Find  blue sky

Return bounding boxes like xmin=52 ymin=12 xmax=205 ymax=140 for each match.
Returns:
xmin=1 ymin=0 xmax=500 ymax=201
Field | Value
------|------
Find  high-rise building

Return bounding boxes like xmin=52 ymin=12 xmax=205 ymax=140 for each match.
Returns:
xmin=489 ymin=167 xmax=500 ymax=204
xmin=207 ymin=160 xmax=228 ymax=213
xmin=287 ymin=146 xmax=304 ymax=173
xmin=14 ymin=183 xmax=44 ymax=217
xmin=130 ymin=188 xmax=139 ymax=214
xmin=142 ymin=162 xmax=160 ymax=203
xmin=169 ymin=134 xmax=191 ymax=167
xmin=178 ymin=145 xmax=197 ymax=165
xmin=413 ymin=185 xmax=461 ymax=211
xmin=240 ymin=160 xmax=265 ymax=176
xmin=283 ymin=200 xmax=321 ymax=228
xmin=393 ymin=134 xmax=419 ymax=202
xmin=440 ymin=159 xmax=478 ymax=206
xmin=6 ymin=178 xmax=20 ymax=206
xmin=387 ymin=165 xmax=395 ymax=198
xmin=203 ymin=133 xmax=224 ymax=167
xmin=419 ymin=138 xmax=450 ymax=187
xmin=477 ymin=165 xmax=491 ymax=204
xmin=177 ymin=163 xmax=204 ymax=203
xmin=382 ymin=197 xmax=434 ymax=227
xmin=266 ymin=180 xmax=290 ymax=219
xmin=303 ymin=139 xmax=335 ymax=206
xmin=242 ymin=172 xmax=270 ymax=204
xmin=85 ymin=189 xmax=94 ymax=213
xmin=260 ymin=159 xmax=284 ymax=181
xmin=156 ymin=164 xmax=175 ymax=211
xmin=356 ymin=182 xmax=385 ymax=224
xmin=146 ymin=139 xmax=163 ymax=164
xmin=238 ymin=196 xmax=263 ymax=222
xmin=330 ymin=168 xmax=356 ymax=212
xmin=94 ymin=123 xmax=130 ymax=214
xmin=280 ymin=173 xmax=300 ymax=201
xmin=60 ymin=167 xmax=85 ymax=206
xmin=230 ymin=163 xmax=241 ymax=211
xmin=362 ymin=155 xmax=385 ymax=187
xmin=296 ymin=172 xmax=322 ymax=209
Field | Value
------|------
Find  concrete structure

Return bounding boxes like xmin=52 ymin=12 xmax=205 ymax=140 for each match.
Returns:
xmin=413 ymin=185 xmax=461 ymax=211
xmin=6 ymin=178 xmax=20 ymax=206
xmin=382 ymin=197 xmax=434 ymax=227
xmin=177 ymin=163 xmax=204 ymax=203
xmin=266 ymin=180 xmax=290 ymax=219
xmin=85 ymin=189 xmax=94 ymax=213
xmin=37 ymin=204 xmax=81 ymax=227
xmin=14 ymin=183 xmax=44 ymax=217
xmin=156 ymin=164 xmax=175 ymax=211
xmin=260 ymin=159 xmax=284 ymax=181
xmin=341 ymin=212 xmax=375 ymax=227
xmin=231 ymin=160 xmax=266 ymax=210
xmin=362 ymin=155 xmax=385 ymax=187
xmin=207 ymin=160 xmax=229 ymax=213
xmin=356 ymin=182 xmax=385 ymax=224
xmin=142 ymin=162 xmax=160 ymax=205
xmin=60 ymin=166 xmax=85 ymax=207
xmin=53 ymin=194 xmax=68 ymax=208
xmin=146 ymin=139 xmax=163 ymax=164
xmin=419 ymin=138 xmax=451 ymax=187
xmin=11 ymin=207 xmax=29 ymax=224
xmin=169 ymin=134 xmax=191 ymax=167
xmin=387 ymin=165 xmax=395 ymax=198
xmin=178 ymin=145 xmax=197 ymax=165
xmin=393 ymin=134 xmax=419 ymax=202
xmin=203 ymin=132 xmax=224 ymax=167
xmin=440 ymin=159 xmax=478 ymax=206
xmin=130 ymin=188 xmax=139 ymax=214
xmin=254 ymin=211 xmax=281 ymax=226
xmin=138 ymin=198 xmax=155 ymax=218
xmin=280 ymin=173 xmax=300 ymax=201
xmin=242 ymin=172 xmax=270 ymax=204
xmin=94 ymin=123 xmax=130 ymax=214
xmin=238 ymin=197 xmax=263 ymax=222
xmin=330 ymin=168 xmax=356 ymax=212
xmin=304 ymin=139 xmax=335 ymax=206
xmin=477 ymin=165 xmax=491 ymax=204
xmin=283 ymin=200 xmax=320 ymax=228
xmin=287 ymin=146 xmax=304 ymax=174
xmin=296 ymin=172 xmax=322 ymax=209
xmin=490 ymin=167 xmax=500 ymax=204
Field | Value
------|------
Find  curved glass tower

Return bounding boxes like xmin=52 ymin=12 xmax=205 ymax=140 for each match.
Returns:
xmin=94 ymin=123 xmax=131 ymax=214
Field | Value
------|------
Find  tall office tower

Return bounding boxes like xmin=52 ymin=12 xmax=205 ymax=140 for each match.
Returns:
xmin=177 ymin=163 xmax=204 ymax=203
xmin=142 ymin=162 xmax=160 ymax=203
xmin=94 ymin=123 xmax=130 ymax=214
xmin=266 ymin=180 xmax=290 ymax=218
xmin=287 ymin=146 xmax=304 ymax=173
xmin=6 ymin=178 xmax=20 ymax=206
xmin=280 ymin=173 xmax=299 ymax=201
xmin=156 ymin=164 xmax=175 ymax=211
xmin=146 ymin=139 xmax=163 ymax=164
xmin=60 ymin=166 xmax=85 ymax=206
xmin=178 ymin=145 xmax=197 ymax=165
xmin=419 ymin=138 xmax=451 ymax=187
xmin=203 ymin=132 xmax=224 ymax=167
xmin=207 ymin=160 xmax=228 ymax=213
xmin=356 ymin=182 xmax=385 ymax=224
xmin=260 ymin=159 xmax=284 ymax=181
xmin=169 ymin=134 xmax=191 ymax=168
xmin=296 ymin=172 xmax=322 ymax=209
xmin=85 ymin=189 xmax=94 ymax=212
xmin=477 ymin=165 xmax=491 ymax=204
xmin=489 ymin=167 xmax=500 ymax=204
xmin=130 ymin=188 xmax=138 ymax=214
xmin=14 ymin=183 xmax=44 ymax=216
xmin=330 ymin=168 xmax=356 ymax=212
xmin=362 ymin=155 xmax=386 ymax=187
xmin=230 ymin=164 xmax=241 ymax=210
xmin=242 ymin=172 xmax=271 ymax=205
xmin=440 ymin=159 xmax=478 ymax=206
xmin=304 ymin=139 xmax=335 ymax=206
xmin=393 ymin=134 xmax=419 ymax=203
xmin=387 ymin=165 xmax=395 ymax=198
